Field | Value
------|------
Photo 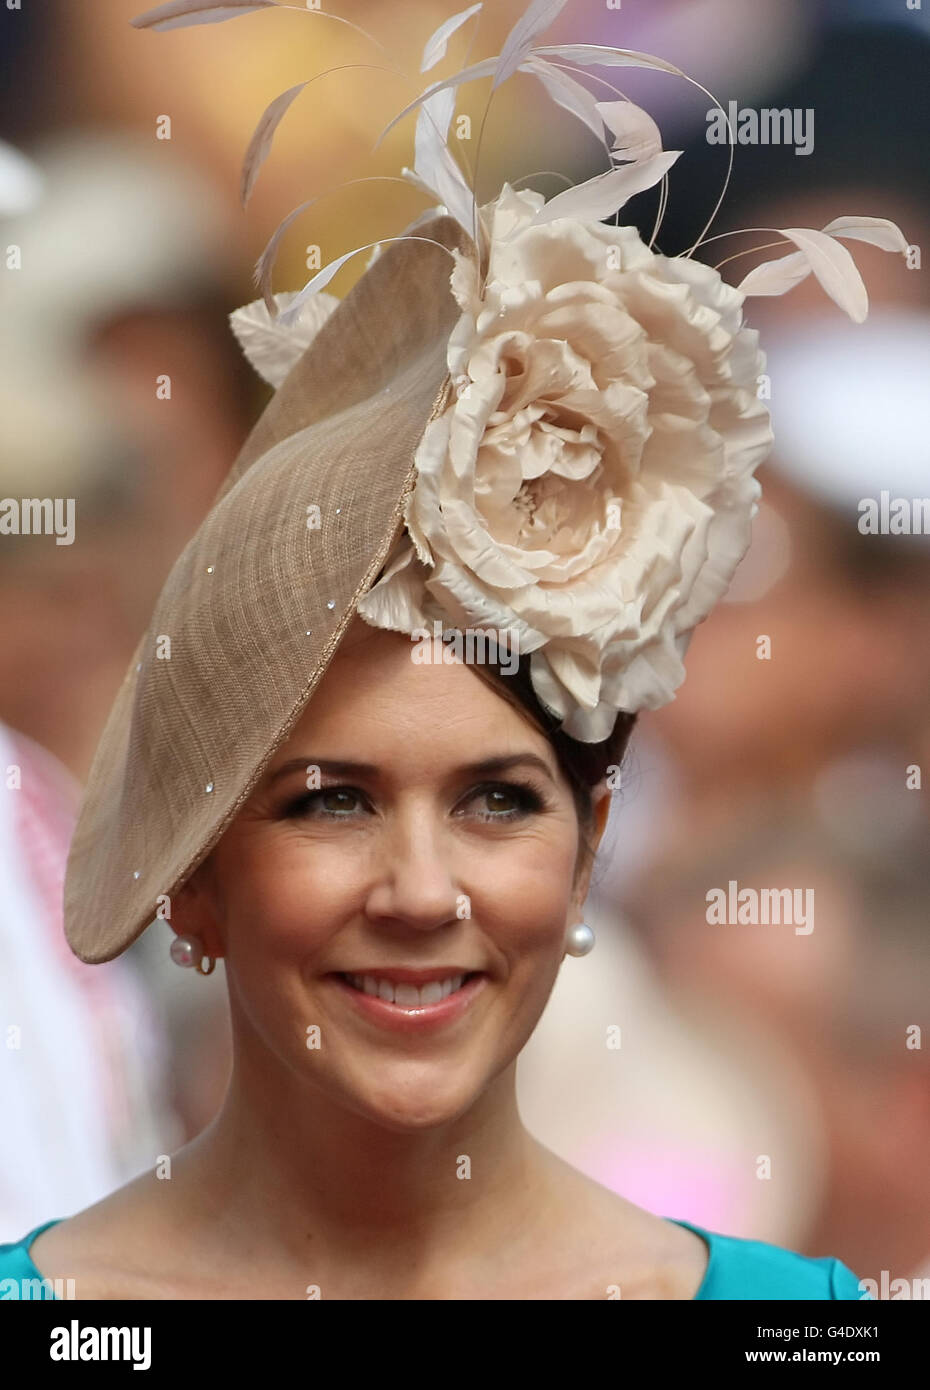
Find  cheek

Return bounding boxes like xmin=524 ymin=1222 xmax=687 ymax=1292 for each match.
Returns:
xmin=465 ymin=833 xmax=580 ymax=968
xmin=210 ymin=828 xmax=367 ymax=962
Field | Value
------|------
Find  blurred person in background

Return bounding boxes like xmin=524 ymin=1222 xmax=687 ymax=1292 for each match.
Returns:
xmin=0 ymin=130 xmax=255 ymax=778
xmin=634 ymin=142 xmax=930 ymax=846
xmin=0 ymin=132 xmax=251 ymax=1234
xmin=622 ymin=800 xmax=930 ymax=1292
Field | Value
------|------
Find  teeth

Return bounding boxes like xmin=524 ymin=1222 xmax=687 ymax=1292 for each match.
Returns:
xmin=346 ymin=973 xmax=466 ymax=1006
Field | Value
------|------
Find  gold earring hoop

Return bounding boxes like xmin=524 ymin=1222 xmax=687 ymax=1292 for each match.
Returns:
xmin=196 ymin=955 xmax=216 ymax=976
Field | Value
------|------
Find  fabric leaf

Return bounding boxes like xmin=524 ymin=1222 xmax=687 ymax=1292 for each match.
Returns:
xmin=228 ymin=291 xmax=339 ymax=387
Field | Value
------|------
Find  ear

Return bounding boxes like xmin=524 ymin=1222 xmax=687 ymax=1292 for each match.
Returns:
xmin=570 ymin=784 xmax=612 ymax=919
xmin=167 ymin=861 xmax=226 ymax=962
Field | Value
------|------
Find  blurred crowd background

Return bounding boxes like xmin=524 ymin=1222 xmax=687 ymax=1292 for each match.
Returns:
xmin=1 ymin=0 xmax=928 ymax=1291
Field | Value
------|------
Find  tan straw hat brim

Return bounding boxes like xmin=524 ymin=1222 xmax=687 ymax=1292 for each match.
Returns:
xmin=64 ymin=212 xmax=475 ymax=963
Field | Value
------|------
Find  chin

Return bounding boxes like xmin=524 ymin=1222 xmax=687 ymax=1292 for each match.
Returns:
xmin=340 ymin=1069 xmax=488 ymax=1133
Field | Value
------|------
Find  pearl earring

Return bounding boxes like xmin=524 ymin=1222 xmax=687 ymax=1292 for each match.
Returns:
xmin=564 ymin=922 xmax=595 ymax=957
xmin=169 ymin=934 xmax=216 ymax=976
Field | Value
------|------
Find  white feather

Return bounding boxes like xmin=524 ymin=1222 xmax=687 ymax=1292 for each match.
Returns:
xmin=523 ymin=57 xmax=606 ymax=140
xmin=821 ymin=216 xmax=910 ymax=254
xmin=528 ymin=150 xmax=681 ymax=227
xmin=412 ymin=89 xmax=475 ymax=236
xmin=240 ymin=81 xmax=307 ymax=206
xmin=377 ymin=41 xmax=680 ymax=153
xmin=738 ymin=229 xmax=868 ymax=322
xmin=375 ymin=57 xmax=501 ymax=150
xmin=131 ymin=0 xmax=275 ymax=31
xmin=534 ymin=43 xmax=685 ymax=78
xmin=494 ymin=0 xmax=570 ymax=90
xmin=778 ymin=228 xmax=869 ymax=323
xmin=421 ymin=4 xmax=482 ymax=74
xmin=277 ymin=248 xmax=370 ymax=328
xmin=596 ymin=100 xmax=663 ymax=162
xmin=737 ymin=250 xmax=811 ymax=298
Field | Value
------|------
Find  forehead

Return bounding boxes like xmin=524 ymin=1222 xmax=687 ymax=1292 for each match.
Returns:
xmin=278 ymin=617 xmax=553 ymax=766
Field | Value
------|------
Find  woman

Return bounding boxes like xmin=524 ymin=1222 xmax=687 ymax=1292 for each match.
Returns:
xmin=2 ymin=0 xmax=903 ymax=1299
xmin=0 ymin=614 xmax=865 ymax=1299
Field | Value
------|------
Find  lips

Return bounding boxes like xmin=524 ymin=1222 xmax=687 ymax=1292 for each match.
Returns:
xmin=327 ymin=969 xmax=488 ymax=1033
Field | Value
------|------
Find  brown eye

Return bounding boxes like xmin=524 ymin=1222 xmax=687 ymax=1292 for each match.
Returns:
xmin=319 ymin=789 xmax=360 ymax=814
xmin=462 ymin=781 xmax=546 ymax=822
xmin=283 ymin=786 xmax=367 ymax=819
xmin=484 ymin=787 xmax=518 ymax=812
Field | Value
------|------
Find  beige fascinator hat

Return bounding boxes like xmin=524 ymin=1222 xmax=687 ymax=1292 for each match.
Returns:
xmin=64 ymin=0 xmax=909 ymax=963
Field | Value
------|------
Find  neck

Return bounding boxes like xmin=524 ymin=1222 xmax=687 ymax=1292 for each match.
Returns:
xmin=173 ymin=1029 xmax=557 ymax=1293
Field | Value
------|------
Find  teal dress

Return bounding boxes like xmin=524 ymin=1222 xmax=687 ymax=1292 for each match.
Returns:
xmin=0 ymin=1215 xmax=868 ymax=1299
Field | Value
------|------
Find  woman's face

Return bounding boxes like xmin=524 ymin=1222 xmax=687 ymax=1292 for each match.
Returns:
xmin=177 ymin=618 xmax=608 ymax=1132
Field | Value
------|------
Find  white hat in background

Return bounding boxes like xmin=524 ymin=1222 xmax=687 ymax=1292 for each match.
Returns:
xmin=763 ymin=308 xmax=930 ymax=536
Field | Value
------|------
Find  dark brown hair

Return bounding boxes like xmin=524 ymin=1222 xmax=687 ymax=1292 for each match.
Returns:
xmin=465 ymin=650 xmax=637 ymax=874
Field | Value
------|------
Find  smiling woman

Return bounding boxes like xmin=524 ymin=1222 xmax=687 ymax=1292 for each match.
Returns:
xmin=1 ymin=620 xmax=864 ymax=1300
xmin=1 ymin=0 xmax=903 ymax=1302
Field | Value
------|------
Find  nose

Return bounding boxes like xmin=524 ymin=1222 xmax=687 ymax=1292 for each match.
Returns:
xmin=363 ymin=797 xmax=462 ymax=933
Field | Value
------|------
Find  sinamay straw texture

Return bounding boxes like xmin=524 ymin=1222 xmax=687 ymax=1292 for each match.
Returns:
xmin=65 ymin=214 xmax=474 ymax=963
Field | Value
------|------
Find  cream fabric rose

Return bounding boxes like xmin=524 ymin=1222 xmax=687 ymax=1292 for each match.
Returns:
xmin=357 ymin=184 xmax=774 ymax=741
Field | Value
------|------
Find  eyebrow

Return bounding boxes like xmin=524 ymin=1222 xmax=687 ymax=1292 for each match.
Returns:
xmin=266 ymin=753 xmax=557 ymax=787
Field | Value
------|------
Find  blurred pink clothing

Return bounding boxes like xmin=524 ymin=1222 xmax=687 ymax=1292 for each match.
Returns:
xmin=0 ymin=723 xmax=175 ymax=1239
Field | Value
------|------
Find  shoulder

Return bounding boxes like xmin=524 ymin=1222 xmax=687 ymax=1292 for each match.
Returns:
xmin=10 ymin=1176 xmax=191 ymax=1300
xmin=0 ymin=1220 xmax=64 ymax=1297
xmin=533 ymin=1151 xmax=711 ymax=1298
xmin=671 ymin=1219 xmax=871 ymax=1301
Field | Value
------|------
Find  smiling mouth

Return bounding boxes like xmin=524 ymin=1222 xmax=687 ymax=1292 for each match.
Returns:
xmin=338 ymin=972 xmax=481 ymax=1007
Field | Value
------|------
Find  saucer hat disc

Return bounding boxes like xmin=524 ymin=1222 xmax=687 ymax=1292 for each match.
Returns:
xmin=64 ymin=212 xmax=474 ymax=963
